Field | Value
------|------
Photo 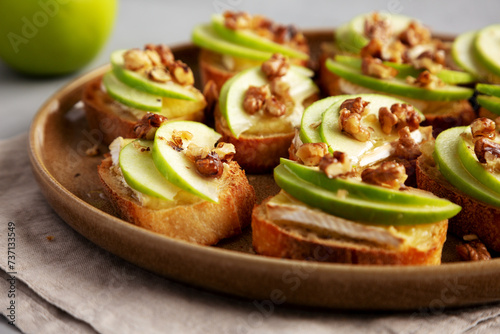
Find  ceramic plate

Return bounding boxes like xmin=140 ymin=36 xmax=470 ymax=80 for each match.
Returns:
xmin=28 ymin=31 xmax=500 ymax=310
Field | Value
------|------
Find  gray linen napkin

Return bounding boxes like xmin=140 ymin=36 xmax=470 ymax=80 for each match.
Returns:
xmin=1 ymin=133 xmax=500 ymax=334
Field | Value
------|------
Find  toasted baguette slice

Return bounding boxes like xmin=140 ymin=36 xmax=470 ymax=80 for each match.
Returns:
xmin=416 ymin=142 xmax=500 ymax=252
xmin=214 ymin=93 xmax=318 ymax=174
xmin=252 ymin=195 xmax=448 ymax=265
xmin=98 ymin=156 xmax=256 ymax=245
xmin=199 ymin=49 xmax=309 ymax=93
xmin=83 ymin=77 xmax=205 ymax=145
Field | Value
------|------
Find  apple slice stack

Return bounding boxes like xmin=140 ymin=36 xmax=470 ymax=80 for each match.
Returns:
xmin=192 ymin=13 xmax=309 ymax=65
xmin=452 ymin=25 xmax=500 ymax=83
xmin=118 ymin=121 xmax=224 ymax=203
xmin=271 ymin=93 xmax=461 ymax=226
xmin=476 ymin=83 xmax=500 ymax=116
xmin=103 ymin=48 xmax=206 ymax=117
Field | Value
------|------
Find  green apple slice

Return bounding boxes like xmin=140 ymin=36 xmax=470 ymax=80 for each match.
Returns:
xmin=319 ymin=94 xmax=424 ymax=166
xmin=274 ymin=164 xmax=460 ymax=225
xmin=110 ymin=50 xmax=199 ymax=101
xmin=326 ymin=58 xmax=474 ymax=101
xmin=477 ymin=95 xmax=500 ymax=115
xmin=280 ymin=158 xmax=452 ymax=206
xmin=219 ymin=65 xmax=318 ymax=138
xmin=451 ymin=30 xmax=500 ymax=83
xmin=434 ymin=126 xmax=500 ymax=207
xmin=210 ymin=14 xmax=308 ymax=60
xmin=102 ymin=71 xmax=162 ymax=111
xmin=457 ymin=129 xmax=500 ymax=196
xmin=474 ymin=24 xmax=500 ymax=77
xmin=347 ymin=13 xmax=413 ymax=51
xmin=119 ymin=139 xmax=181 ymax=200
xmin=335 ymin=55 xmax=475 ymax=85
xmin=192 ymin=24 xmax=274 ymax=61
xmin=153 ymin=121 xmax=222 ymax=203
xmin=477 ymin=83 xmax=500 ymax=98
xmin=452 ymin=30 xmax=486 ymax=79
xmin=334 ymin=23 xmax=363 ymax=54
xmin=299 ymin=96 xmax=347 ymax=144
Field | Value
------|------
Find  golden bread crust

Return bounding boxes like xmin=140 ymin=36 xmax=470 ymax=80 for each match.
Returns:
xmin=82 ymin=76 xmax=205 ymax=145
xmin=214 ymin=107 xmax=295 ymax=174
xmin=251 ymin=201 xmax=448 ymax=265
xmin=416 ymin=154 xmax=500 ymax=252
xmin=98 ymin=157 xmax=256 ymax=245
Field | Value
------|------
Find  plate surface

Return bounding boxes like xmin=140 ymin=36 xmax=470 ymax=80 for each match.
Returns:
xmin=29 ymin=31 xmax=500 ymax=310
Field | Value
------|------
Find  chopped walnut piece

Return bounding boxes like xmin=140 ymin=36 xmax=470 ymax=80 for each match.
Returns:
xmin=295 ymin=143 xmax=329 ymax=166
xmin=391 ymin=103 xmax=420 ymax=131
xmin=381 ymin=40 xmax=407 ymax=63
xmin=364 ymin=12 xmax=392 ymax=41
xmin=339 ymin=108 xmax=372 ymax=142
xmin=243 ymin=85 xmax=270 ymax=115
xmin=223 ymin=11 xmax=252 ymax=30
xmin=398 ymin=21 xmax=431 ymax=47
xmin=148 ymin=67 xmax=171 ymax=83
xmin=270 ymin=78 xmax=291 ymax=101
xmin=123 ymin=49 xmax=152 ymax=71
xmin=195 ymin=152 xmax=223 ymax=177
xmin=361 ymin=161 xmax=408 ymax=190
xmin=378 ymin=107 xmax=398 ymax=135
xmin=340 ymin=97 xmax=370 ymax=116
xmin=319 ymin=151 xmax=351 ymax=178
xmin=185 ymin=143 xmax=211 ymax=161
xmin=251 ymin=14 xmax=273 ymax=31
xmin=471 ymin=117 xmax=496 ymax=140
xmin=85 ymin=144 xmax=100 ymax=157
xmin=456 ymin=240 xmax=491 ymax=261
xmin=379 ymin=103 xmax=420 ymax=135
xmin=360 ymin=38 xmax=384 ymax=59
xmin=261 ymin=53 xmax=290 ymax=80
xmin=274 ymin=24 xmax=300 ymax=44
xmin=144 ymin=49 xmax=162 ymax=67
xmin=407 ymin=70 xmax=443 ymax=89
xmin=263 ymin=96 xmax=286 ymax=117
xmin=411 ymin=50 xmax=445 ymax=73
xmin=361 ymin=57 xmax=398 ymax=79
xmin=474 ymin=137 xmax=500 ymax=168
xmin=169 ymin=60 xmax=194 ymax=86
xmin=169 ymin=130 xmax=193 ymax=150
xmin=213 ymin=142 xmax=236 ymax=162
xmin=145 ymin=44 xmax=175 ymax=67
xmin=393 ymin=126 xmax=421 ymax=161
xmin=133 ymin=113 xmax=168 ymax=140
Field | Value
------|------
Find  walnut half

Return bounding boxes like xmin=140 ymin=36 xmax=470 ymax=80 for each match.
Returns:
xmin=319 ymin=151 xmax=351 ymax=178
xmin=361 ymin=57 xmax=398 ymax=79
xmin=295 ymin=143 xmax=329 ymax=166
xmin=133 ymin=113 xmax=168 ymax=140
xmin=379 ymin=103 xmax=420 ymax=135
xmin=361 ymin=161 xmax=408 ymax=190
xmin=456 ymin=240 xmax=491 ymax=261
xmin=471 ymin=117 xmax=496 ymax=141
xmin=261 ymin=53 xmax=290 ymax=80
xmin=474 ymin=137 xmax=500 ymax=168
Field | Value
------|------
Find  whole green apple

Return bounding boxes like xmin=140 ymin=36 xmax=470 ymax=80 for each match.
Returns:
xmin=0 ymin=0 xmax=117 ymax=76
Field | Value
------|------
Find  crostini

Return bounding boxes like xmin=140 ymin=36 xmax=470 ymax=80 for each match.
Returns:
xmin=83 ymin=44 xmax=207 ymax=145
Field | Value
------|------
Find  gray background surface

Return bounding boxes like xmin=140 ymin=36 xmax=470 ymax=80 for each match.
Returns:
xmin=1 ymin=0 xmax=499 ymax=333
